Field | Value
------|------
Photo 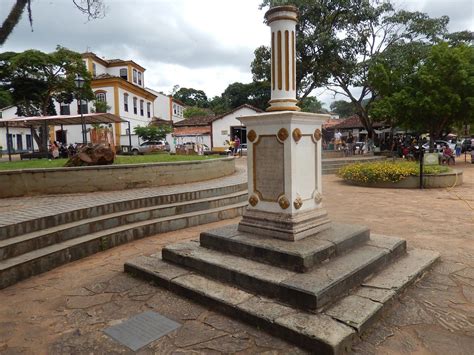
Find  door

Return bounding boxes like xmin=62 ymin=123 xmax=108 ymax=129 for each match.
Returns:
xmin=16 ymin=134 xmax=23 ymax=151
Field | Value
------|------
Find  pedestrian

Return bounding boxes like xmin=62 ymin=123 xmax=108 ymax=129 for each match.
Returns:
xmin=234 ymin=136 xmax=241 ymax=156
xmin=455 ymin=140 xmax=462 ymax=157
xmin=346 ymin=133 xmax=354 ymax=156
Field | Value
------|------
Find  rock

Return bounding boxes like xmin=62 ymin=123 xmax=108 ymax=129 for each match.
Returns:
xmin=65 ymin=144 xmax=115 ymax=167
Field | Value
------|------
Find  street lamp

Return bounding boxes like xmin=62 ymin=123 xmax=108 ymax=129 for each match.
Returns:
xmin=74 ymin=75 xmax=87 ymax=144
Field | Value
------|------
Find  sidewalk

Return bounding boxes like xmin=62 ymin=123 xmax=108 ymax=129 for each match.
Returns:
xmin=0 ymin=160 xmax=247 ymax=228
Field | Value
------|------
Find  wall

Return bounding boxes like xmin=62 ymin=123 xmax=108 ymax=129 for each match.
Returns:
xmin=0 ymin=157 xmax=235 ymax=198
xmin=212 ymin=107 xmax=259 ymax=148
xmin=148 ymin=90 xmax=171 ymax=120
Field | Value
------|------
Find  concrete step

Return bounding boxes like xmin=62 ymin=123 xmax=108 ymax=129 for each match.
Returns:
xmin=162 ymin=234 xmax=406 ymax=310
xmin=200 ymin=223 xmax=370 ymax=272
xmin=0 ymin=182 xmax=248 ymax=241
xmin=125 ymin=248 xmax=439 ymax=354
xmin=0 ymin=191 xmax=247 ymax=261
xmin=0 ymin=202 xmax=246 ymax=289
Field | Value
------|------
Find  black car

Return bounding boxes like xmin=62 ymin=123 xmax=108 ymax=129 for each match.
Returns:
xmin=462 ymin=139 xmax=472 ymax=153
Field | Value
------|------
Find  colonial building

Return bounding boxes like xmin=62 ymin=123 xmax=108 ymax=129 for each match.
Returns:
xmin=146 ymin=88 xmax=186 ymax=124
xmin=54 ymin=52 xmax=157 ymax=148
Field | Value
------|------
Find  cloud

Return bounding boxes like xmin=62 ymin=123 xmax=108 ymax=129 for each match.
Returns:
xmin=1 ymin=0 xmax=472 ymax=104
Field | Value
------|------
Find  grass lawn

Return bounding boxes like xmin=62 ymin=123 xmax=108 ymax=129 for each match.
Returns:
xmin=0 ymin=153 xmax=222 ymax=171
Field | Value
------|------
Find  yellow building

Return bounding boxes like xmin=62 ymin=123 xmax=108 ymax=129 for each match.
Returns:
xmin=80 ymin=52 xmax=157 ymax=149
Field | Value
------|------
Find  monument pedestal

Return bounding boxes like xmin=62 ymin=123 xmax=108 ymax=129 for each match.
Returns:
xmin=238 ymin=111 xmax=331 ymax=241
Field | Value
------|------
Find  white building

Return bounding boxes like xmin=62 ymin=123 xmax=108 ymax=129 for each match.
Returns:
xmin=0 ymin=106 xmax=39 ymax=153
xmin=173 ymin=104 xmax=263 ymax=149
xmin=146 ymin=88 xmax=186 ymax=124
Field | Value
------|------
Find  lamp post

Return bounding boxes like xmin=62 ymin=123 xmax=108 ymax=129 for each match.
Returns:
xmin=74 ymin=75 xmax=87 ymax=144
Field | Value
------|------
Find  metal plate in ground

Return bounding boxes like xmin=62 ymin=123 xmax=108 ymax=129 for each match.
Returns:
xmin=104 ymin=311 xmax=181 ymax=351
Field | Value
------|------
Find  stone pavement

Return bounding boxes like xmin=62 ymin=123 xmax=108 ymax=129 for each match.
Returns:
xmin=0 ymin=161 xmax=473 ymax=353
xmin=0 ymin=160 xmax=248 ymax=227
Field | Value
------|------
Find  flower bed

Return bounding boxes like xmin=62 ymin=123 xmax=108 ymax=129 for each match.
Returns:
xmin=337 ymin=161 xmax=449 ymax=184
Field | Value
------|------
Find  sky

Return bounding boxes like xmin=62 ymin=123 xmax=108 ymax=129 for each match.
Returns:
xmin=1 ymin=0 xmax=473 ymax=108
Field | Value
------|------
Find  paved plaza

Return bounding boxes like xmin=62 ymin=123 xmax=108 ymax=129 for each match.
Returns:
xmin=0 ymin=159 xmax=473 ymax=354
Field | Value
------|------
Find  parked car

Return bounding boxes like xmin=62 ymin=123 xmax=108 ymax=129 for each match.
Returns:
xmin=131 ymin=140 xmax=170 ymax=155
xmin=422 ymin=140 xmax=455 ymax=152
xmin=461 ymin=138 xmax=472 ymax=153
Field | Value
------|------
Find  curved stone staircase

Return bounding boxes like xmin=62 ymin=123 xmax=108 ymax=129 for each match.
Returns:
xmin=0 ymin=183 xmax=248 ymax=289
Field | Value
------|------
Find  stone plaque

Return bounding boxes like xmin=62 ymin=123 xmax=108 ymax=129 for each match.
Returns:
xmin=254 ymin=135 xmax=284 ymax=201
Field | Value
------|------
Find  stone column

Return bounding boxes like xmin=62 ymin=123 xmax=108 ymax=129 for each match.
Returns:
xmin=265 ymin=5 xmax=299 ymax=112
xmin=238 ymin=5 xmax=331 ymax=241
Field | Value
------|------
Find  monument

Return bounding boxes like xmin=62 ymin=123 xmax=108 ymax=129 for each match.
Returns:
xmin=125 ymin=5 xmax=439 ymax=354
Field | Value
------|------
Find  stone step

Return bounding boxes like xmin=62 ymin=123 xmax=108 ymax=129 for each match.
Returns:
xmin=323 ymin=247 xmax=440 ymax=334
xmin=200 ymin=223 xmax=370 ymax=272
xmin=124 ymin=248 xmax=439 ymax=354
xmin=0 ymin=202 xmax=246 ymax=289
xmin=0 ymin=182 xmax=248 ymax=241
xmin=0 ymin=191 xmax=247 ymax=261
xmin=162 ymin=234 xmax=406 ymax=310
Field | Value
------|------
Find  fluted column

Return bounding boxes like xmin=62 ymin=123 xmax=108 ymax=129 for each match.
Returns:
xmin=265 ymin=5 xmax=299 ymax=112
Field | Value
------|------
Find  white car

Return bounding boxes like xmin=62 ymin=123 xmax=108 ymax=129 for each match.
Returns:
xmin=422 ymin=140 xmax=455 ymax=151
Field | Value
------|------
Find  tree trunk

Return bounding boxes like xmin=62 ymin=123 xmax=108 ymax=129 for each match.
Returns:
xmin=0 ymin=0 xmax=29 ymax=45
xmin=32 ymin=126 xmax=48 ymax=153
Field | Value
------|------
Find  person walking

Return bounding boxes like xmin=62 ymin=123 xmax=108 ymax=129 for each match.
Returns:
xmin=234 ymin=136 xmax=241 ymax=156
xmin=455 ymin=140 xmax=462 ymax=157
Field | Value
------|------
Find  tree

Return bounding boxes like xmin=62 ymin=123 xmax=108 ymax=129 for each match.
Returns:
xmin=174 ymin=87 xmax=208 ymax=108
xmin=299 ymin=96 xmax=326 ymax=113
xmin=0 ymin=0 xmax=106 ymax=45
xmin=329 ymin=100 xmax=355 ymax=117
xmin=209 ymin=95 xmax=230 ymax=115
xmin=91 ymin=100 xmax=110 ymax=113
xmin=257 ymin=0 xmax=453 ymax=137
xmin=1 ymin=46 xmax=92 ymax=150
xmin=184 ymin=106 xmax=210 ymax=118
xmin=0 ymin=89 xmax=12 ymax=108
xmin=134 ymin=125 xmax=172 ymax=142
xmin=221 ymin=81 xmax=270 ymax=111
xmin=370 ymin=42 xmax=474 ymax=145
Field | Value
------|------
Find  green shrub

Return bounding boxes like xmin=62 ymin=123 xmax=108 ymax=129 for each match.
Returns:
xmin=337 ymin=161 xmax=449 ymax=183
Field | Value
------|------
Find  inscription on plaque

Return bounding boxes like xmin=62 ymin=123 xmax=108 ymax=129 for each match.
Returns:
xmin=254 ymin=136 xmax=285 ymax=201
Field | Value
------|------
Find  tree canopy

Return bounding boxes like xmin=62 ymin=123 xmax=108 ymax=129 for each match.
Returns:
xmin=134 ymin=125 xmax=172 ymax=142
xmin=0 ymin=46 xmax=93 ymax=116
xmin=256 ymin=0 xmax=467 ymax=137
xmin=370 ymin=42 xmax=474 ymax=140
xmin=329 ymin=100 xmax=356 ymax=118
xmin=173 ymin=87 xmax=209 ymax=108
xmin=183 ymin=106 xmax=210 ymax=118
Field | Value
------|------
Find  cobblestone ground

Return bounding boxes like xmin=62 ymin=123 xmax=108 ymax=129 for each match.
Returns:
xmin=0 ymin=159 xmax=473 ymax=354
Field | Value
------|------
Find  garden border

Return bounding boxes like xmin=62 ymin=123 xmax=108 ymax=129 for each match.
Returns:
xmin=0 ymin=157 xmax=236 ymax=198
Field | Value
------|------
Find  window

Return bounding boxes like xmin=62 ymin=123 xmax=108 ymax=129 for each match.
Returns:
xmin=138 ymin=72 xmax=142 ymax=86
xmin=60 ymin=102 xmax=70 ymax=115
xmin=92 ymin=63 xmax=97 ymax=77
xmin=95 ymin=92 xmax=106 ymax=102
xmin=140 ymin=100 xmax=144 ymax=116
xmin=147 ymin=102 xmax=151 ymax=118
xmin=26 ymin=134 xmax=33 ymax=150
xmin=78 ymin=100 xmax=88 ymax=114
xmin=124 ymin=93 xmax=129 ymax=112
xmin=133 ymin=97 xmax=138 ymax=114
xmin=120 ymin=68 xmax=128 ymax=80
xmin=173 ymin=104 xmax=177 ymax=115
xmin=133 ymin=69 xmax=137 ymax=83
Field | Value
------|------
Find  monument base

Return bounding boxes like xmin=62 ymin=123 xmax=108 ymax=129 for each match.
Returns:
xmin=125 ymin=223 xmax=439 ymax=354
xmin=238 ymin=208 xmax=331 ymax=241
